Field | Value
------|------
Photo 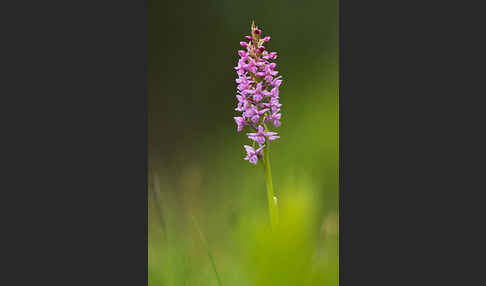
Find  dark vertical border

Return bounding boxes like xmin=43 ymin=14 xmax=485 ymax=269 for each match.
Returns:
xmin=338 ymin=0 xmax=473 ymax=284
xmin=4 ymin=0 xmax=149 ymax=284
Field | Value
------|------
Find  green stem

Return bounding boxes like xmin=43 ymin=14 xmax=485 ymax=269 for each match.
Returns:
xmin=262 ymin=143 xmax=279 ymax=227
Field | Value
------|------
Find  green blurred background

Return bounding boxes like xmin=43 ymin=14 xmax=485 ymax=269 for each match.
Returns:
xmin=149 ymin=0 xmax=338 ymax=285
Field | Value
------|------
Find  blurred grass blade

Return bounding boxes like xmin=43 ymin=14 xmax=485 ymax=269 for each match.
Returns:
xmin=151 ymin=170 xmax=167 ymax=242
xmin=192 ymin=216 xmax=223 ymax=286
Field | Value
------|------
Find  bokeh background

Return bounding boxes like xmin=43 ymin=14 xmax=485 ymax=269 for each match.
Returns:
xmin=149 ymin=0 xmax=338 ymax=285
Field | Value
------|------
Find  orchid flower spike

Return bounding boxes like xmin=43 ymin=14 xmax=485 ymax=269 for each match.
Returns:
xmin=233 ymin=21 xmax=283 ymax=165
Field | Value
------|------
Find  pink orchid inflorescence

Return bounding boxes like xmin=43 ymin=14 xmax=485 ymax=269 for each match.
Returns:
xmin=233 ymin=22 xmax=282 ymax=165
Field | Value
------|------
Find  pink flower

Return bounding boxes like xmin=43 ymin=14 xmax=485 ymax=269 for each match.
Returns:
xmin=234 ymin=116 xmax=246 ymax=132
xmin=247 ymin=125 xmax=279 ymax=145
xmin=252 ymin=82 xmax=265 ymax=102
xmin=244 ymin=144 xmax=265 ymax=165
xmin=266 ymin=112 xmax=282 ymax=127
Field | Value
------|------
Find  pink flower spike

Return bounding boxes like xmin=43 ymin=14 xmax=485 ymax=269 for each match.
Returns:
xmin=233 ymin=23 xmax=283 ymax=165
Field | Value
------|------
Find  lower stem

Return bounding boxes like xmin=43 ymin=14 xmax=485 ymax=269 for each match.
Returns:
xmin=262 ymin=143 xmax=278 ymax=227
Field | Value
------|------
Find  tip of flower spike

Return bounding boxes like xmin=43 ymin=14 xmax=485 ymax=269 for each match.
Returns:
xmin=251 ymin=20 xmax=256 ymax=32
xmin=254 ymin=29 xmax=261 ymax=35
